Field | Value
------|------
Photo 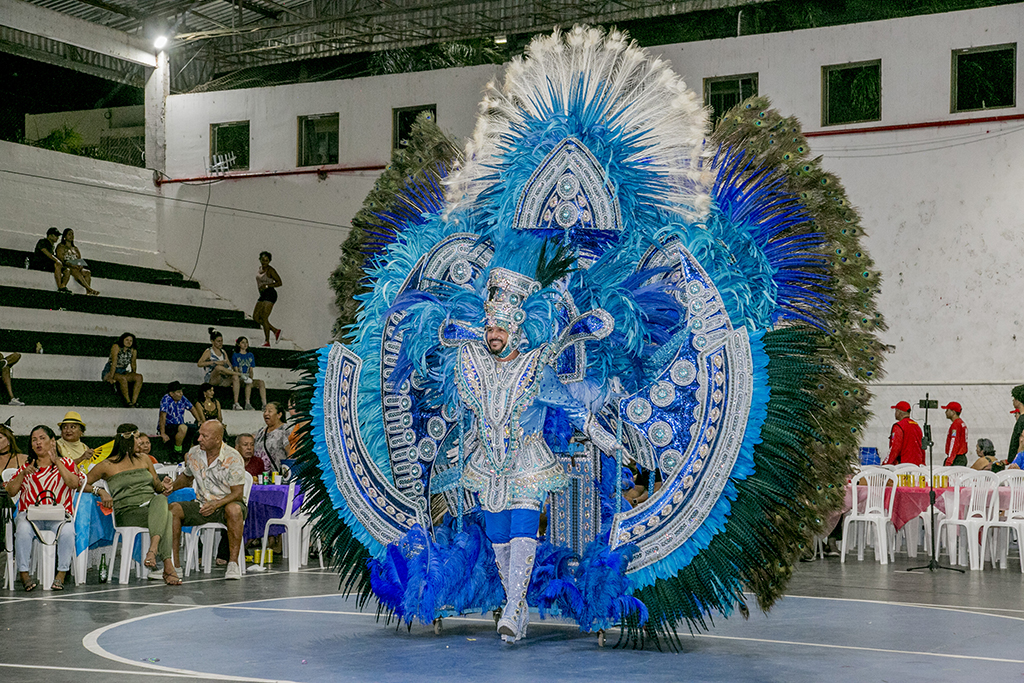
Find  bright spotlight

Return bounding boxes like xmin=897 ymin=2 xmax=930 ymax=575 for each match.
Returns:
xmin=494 ymin=35 xmax=507 ymax=45
xmin=154 ymin=35 xmax=168 ymax=50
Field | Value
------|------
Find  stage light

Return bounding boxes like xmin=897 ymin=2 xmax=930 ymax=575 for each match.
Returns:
xmin=494 ymin=36 xmax=507 ymax=45
xmin=154 ymin=35 xmax=168 ymax=50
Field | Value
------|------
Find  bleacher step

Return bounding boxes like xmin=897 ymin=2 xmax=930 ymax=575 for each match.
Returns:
xmin=0 ymin=247 xmax=200 ymax=289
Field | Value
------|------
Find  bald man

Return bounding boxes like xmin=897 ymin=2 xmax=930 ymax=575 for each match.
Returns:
xmin=165 ymin=420 xmax=248 ymax=579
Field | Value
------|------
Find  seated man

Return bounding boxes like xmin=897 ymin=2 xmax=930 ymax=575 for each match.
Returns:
xmin=31 ymin=227 xmax=65 ymax=291
xmin=57 ymin=411 xmax=93 ymax=465
xmin=235 ymin=433 xmax=264 ymax=478
xmin=159 ymin=381 xmax=202 ymax=455
xmin=165 ymin=420 xmax=247 ymax=579
xmin=1 ymin=352 xmax=24 ymax=406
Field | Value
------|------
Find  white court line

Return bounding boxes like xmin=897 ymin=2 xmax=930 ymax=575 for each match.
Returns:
xmin=692 ymin=633 xmax=1024 ymax=664
xmin=46 ymin=569 xmax=291 ymax=599
xmin=0 ymin=662 xmax=251 ymax=680
xmin=3 ymin=596 xmax=186 ymax=607
xmin=778 ymin=594 xmax=1024 ymax=622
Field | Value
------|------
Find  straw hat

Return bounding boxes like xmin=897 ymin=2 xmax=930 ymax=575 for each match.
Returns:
xmin=59 ymin=411 xmax=87 ymax=430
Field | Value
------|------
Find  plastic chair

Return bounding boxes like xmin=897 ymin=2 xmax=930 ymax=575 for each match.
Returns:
xmin=31 ymin=478 xmax=87 ymax=591
xmin=2 ymin=468 xmax=17 ymax=590
xmin=258 ymin=479 xmax=322 ymax=572
xmin=981 ymin=470 xmax=1024 ymax=571
xmin=891 ymin=465 xmax=928 ymax=557
xmin=99 ymin=481 xmax=153 ymax=584
xmin=183 ymin=473 xmax=253 ymax=576
xmin=937 ymin=470 xmax=997 ymax=570
xmin=841 ymin=467 xmax=898 ymax=565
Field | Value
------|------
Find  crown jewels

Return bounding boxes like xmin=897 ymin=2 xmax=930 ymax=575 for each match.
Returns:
xmin=484 ymin=267 xmax=541 ymax=334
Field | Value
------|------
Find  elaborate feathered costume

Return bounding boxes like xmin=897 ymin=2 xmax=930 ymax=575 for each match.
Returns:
xmin=294 ymin=26 xmax=884 ymax=649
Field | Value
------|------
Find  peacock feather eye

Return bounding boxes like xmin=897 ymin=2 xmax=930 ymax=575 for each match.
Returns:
xmin=782 ymin=152 xmax=792 ymax=160
xmin=758 ymin=111 xmax=766 ymax=118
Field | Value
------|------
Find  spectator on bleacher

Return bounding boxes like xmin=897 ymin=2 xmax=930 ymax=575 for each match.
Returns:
xmin=159 ymin=381 xmax=202 ymax=455
xmin=57 ymin=411 xmax=93 ymax=465
xmin=31 ymin=227 xmax=64 ymax=291
xmin=883 ymin=401 xmax=925 ymax=466
xmin=86 ymin=423 xmax=181 ymax=586
xmin=971 ymin=438 xmax=998 ymax=471
xmin=102 ymin=332 xmax=144 ymax=408
xmin=6 ymin=425 xmax=86 ymax=591
xmin=231 ymin=337 xmax=266 ymax=410
xmin=254 ymin=401 xmax=289 ymax=474
xmin=235 ymin=433 xmax=263 ymax=478
xmin=195 ymin=382 xmax=224 ymax=425
xmin=55 ymin=228 xmax=99 ymax=296
xmin=135 ymin=433 xmax=158 ymax=465
xmin=165 ymin=420 xmax=247 ymax=580
xmin=941 ymin=402 xmax=968 ymax=467
xmin=198 ymin=328 xmax=244 ymax=410
xmin=2 ymin=352 xmax=24 ymax=406
xmin=253 ymin=252 xmax=283 ymax=347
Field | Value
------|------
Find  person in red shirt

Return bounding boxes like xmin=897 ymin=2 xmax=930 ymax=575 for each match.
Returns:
xmin=941 ymin=402 xmax=968 ymax=466
xmin=884 ymin=401 xmax=926 ymax=466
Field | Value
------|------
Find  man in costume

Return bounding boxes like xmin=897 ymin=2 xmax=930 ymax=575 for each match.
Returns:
xmin=941 ymin=402 xmax=968 ymax=467
xmin=884 ymin=400 xmax=925 ymax=466
xmin=455 ymin=266 xmax=621 ymax=643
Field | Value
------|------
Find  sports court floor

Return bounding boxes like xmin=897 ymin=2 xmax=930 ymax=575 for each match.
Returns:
xmin=2 ymin=555 xmax=1022 ymax=682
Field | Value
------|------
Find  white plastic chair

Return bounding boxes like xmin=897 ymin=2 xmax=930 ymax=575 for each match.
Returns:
xmin=183 ymin=473 xmax=253 ymax=576
xmin=258 ymin=479 xmax=323 ymax=572
xmin=841 ymin=467 xmax=898 ymax=565
xmin=981 ymin=470 xmax=1024 ymax=571
xmin=2 ymin=468 xmax=17 ymax=590
xmin=30 ymin=477 xmax=88 ymax=590
xmin=99 ymin=480 xmax=153 ymax=584
xmin=937 ymin=470 xmax=997 ymax=570
xmin=891 ymin=465 xmax=928 ymax=557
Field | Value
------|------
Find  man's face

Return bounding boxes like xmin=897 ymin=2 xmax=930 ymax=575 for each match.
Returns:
xmin=60 ymin=423 xmax=82 ymax=442
xmin=236 ymin=436 xmax=255 ymax=460
xmin=895 ymin=409 xmax=909 ymax=421
xmin=945 ymin=409 xmax=956 ymax=421
xmin=197 ymin=421 xmax=222 ymax=453
xmin=485 ymin=325 xmax=509 ymax=355
xmin=170 ymin=390 xmax=183 ymax=401
xmin=47 ymin=233 xmax=59 ymax=245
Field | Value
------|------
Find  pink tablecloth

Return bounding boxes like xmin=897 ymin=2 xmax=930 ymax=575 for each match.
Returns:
xmin=841 ymin=485 xmax=1011 ymax=531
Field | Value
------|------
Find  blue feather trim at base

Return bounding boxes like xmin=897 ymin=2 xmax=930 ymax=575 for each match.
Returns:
xmin=368 ymin=514 xmax=647 ymax=632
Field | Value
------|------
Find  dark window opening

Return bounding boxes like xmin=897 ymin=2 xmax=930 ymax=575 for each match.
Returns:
xmin=210 ymin=121 xmax=250 ymax=171
xmin=952 ymin=44 xmax=1016 ymax=113
xmin=822 ymin=60 xmax=881 ymax=126
xmin=393 ymin=105 xmax=436 ymax=149
xmin=704 ymin=74 xmax=759 ymax=126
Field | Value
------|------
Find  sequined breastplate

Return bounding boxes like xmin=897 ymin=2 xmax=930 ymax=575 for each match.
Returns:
xmin=456 ymin=343 xmax=546 ymax=471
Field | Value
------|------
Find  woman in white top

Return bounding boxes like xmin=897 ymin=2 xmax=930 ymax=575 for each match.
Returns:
xmin=197 ymin=328 xmax=244 ymax=410
xmin=253 ymin=401 xmax=290 ymax=473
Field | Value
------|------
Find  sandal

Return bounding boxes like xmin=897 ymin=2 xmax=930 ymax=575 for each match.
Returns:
xmin=51 ymin=578 xmax=64 ymax=590
xmin=144 ymin=550 xmax=158 ymax=569
xmin=163 ymin=571 xmax=183 ymax=586
xmin=22 ymin=578 xmax=38 ymax=592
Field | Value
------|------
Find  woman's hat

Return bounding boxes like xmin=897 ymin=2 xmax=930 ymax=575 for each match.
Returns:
xmin=59 ymin=411 xmax=86 ymax=429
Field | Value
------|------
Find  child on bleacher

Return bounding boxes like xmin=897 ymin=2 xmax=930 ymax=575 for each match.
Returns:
xmin=231 ymin=337 xmax=267 ymax=410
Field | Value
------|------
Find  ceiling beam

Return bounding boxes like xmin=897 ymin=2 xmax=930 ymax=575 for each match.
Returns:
xmin=0 ymin=36 xmax=145 ymax=87
xmin=217 ymin=0 xmax=281 ymax=20
xmin=0 ymin=0 xmax=157 ymax=67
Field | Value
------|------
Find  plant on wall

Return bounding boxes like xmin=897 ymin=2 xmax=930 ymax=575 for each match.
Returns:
xmin=328 ymin=111 xmax=460 ymax=340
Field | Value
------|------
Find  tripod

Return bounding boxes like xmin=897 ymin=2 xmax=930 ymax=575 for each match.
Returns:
xmin=907 ymin=393 xmax=964 ymax=573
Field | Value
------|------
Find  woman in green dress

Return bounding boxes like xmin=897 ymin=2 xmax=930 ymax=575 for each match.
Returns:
xmin=87 ymin=423 xmax=181 ymax=585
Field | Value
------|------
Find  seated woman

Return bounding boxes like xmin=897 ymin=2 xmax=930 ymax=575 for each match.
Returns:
xmin=1 ymin=424 xmax=28 ymax=554
xmin=971 ymin=438 xmax=998 ymax=470
xmin=55 ymin=228 xmax=99 ymax=296
xmin=194 ymin=382 xmax=224 ymax=425
xmin=135 ymin=433 xmax=158 ymax=465
xmin=254 ymin=401 xmax=290 ymax=474
xmin=87 ymin=423 xmax=181 ymax=585
xmin=5 ymin=425 xmax=87 ymax=591
xmin=198 ymin=328 xmax=243 ymax=410
xmin=103 ymin=332 xmax=144 ymax=408
xmin=231 ymin=337 xmax=267 ymax=410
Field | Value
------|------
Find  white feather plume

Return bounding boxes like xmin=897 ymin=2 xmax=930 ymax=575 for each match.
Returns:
xmin=445 ymin=26 xmax=712 ymax=223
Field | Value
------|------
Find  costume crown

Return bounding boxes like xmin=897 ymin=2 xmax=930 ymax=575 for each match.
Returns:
xmin=483 ymin=267 xmax=541 ymax=334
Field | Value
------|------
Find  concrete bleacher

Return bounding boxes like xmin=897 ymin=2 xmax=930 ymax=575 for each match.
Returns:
xmin=0 ymin=244 xmax=302 ymax=453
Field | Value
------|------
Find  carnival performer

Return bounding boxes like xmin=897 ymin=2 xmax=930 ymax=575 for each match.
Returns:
xmin=452 ymin=266 xmax=621 ymax=643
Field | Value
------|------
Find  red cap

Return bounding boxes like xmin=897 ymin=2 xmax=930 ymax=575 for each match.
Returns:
xmin=891 ymin=401 xmax=911 ymax=412
xmin=941 ymin=402 xmax=962 ymax=413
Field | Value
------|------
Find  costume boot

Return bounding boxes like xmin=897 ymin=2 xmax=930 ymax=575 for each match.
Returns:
xmin=496 ymin=536 xmax=536 ymax=642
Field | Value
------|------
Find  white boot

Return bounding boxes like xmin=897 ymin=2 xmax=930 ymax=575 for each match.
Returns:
xmin=497 ymin=537 xmax=536 ymax=643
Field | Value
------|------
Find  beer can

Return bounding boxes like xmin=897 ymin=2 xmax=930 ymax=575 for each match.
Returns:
xmin=253 ymin=549 xmax=262 ymax=564
xmin=266 ymin=549 xmax=274 ymax=564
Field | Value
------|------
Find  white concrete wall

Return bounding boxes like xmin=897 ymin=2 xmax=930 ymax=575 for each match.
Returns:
xmin=0 ymin=139 xmax=163 ymax=268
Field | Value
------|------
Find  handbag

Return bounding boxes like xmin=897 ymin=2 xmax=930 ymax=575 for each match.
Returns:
xmin=26 ymin=490 xmax=68 ymax=522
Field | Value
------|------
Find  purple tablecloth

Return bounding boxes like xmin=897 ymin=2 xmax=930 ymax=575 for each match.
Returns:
xmin=245 ymin=484 xmax=304 ymax=542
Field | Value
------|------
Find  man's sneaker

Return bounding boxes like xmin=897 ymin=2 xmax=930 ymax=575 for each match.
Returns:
xmin=8 ymin=397 xmax=24 ymax=406
xmin=244 ymin=403 xmax=255 ymax=411
xmin=232 ymin=402 xmax=243 ymax=410
xmin=225 ymin=562 xmax=242 ymax=580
